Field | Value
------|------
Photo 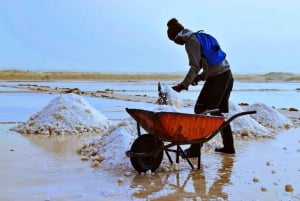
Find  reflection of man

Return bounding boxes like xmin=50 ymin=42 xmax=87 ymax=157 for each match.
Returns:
xmin=206 ymin=155 xmax=234 ymax=199
xmin=169 ymin=155 xmax=234 ymax=200
xmin=130 ymin=155 xmax=234 ymax=200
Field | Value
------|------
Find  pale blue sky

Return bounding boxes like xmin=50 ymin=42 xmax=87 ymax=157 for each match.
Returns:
xmin=0 ymin=0 xmax=299 ymax=74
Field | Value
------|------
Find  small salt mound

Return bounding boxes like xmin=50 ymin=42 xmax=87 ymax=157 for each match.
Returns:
xmin=228 ymin=101 xmax=273 ymax=137
xmin=79 ymin=120 xmax=182 ymax=171
xmin=12 ymin=93 xmax=108 ymax=135
xmin=100 ymin=123 xmax=136 ymax=169
xmin=247 ymin=103 xmax=294 ymax=129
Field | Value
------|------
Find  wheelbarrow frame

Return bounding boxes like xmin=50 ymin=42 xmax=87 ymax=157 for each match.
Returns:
xmin=126 ymin=108 xmax=256 ymax=171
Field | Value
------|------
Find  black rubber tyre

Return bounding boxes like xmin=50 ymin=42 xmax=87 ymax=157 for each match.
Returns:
xmin=130 ymin=134 xmax=164 ymax=172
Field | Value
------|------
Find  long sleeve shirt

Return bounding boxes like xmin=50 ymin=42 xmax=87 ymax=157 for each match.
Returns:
xmin=177 ymin=29 xmax=231 ymax=89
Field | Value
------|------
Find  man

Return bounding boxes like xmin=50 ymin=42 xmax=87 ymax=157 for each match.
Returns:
xmin=167 ymin=18 xmax=235 ymax=157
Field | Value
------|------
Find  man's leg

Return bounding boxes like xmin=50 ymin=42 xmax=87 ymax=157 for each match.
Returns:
xmin=215 ymin=71 xmax=235 ymax=154
xmin=215 ymin=124 xmax=235 ymax=154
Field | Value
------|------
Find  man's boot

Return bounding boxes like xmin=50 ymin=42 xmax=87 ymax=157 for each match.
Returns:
xmin=215 ymin=125 xmax=235 ymax=154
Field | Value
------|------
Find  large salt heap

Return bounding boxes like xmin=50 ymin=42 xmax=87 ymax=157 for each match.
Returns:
xmin=225 ymin=101 xmax=294 ymax=138
xmin=227 ymin=101 xmax=273 ymax=137
xmin=12 ymin=93 xmax=108 ymax=135
xmin=247 ymin=103 xmax=293 ymax=129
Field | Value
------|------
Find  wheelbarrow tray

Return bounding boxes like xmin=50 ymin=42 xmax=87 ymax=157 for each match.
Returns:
xmin=126 ymin=108 xmax=225 ymax=142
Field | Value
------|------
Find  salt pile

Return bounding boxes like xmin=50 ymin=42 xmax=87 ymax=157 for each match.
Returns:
xmin=228 ymin=102 xmax=273 ymax=137
xmin=99 ymin=122 xmax=137 ymax=169
xmin=227 ymin=101 xmax=293 ymax=137
xmin=247 ymin=103 xmax=293 ymax=129
xmin=12 ymin=93 xmax=108 ymax=135
xmin=159 ymin=83 xmax=183 ymax=108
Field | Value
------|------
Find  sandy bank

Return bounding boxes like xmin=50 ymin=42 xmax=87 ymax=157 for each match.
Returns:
xmin=1 ymin=70 xmax=300 ymax=82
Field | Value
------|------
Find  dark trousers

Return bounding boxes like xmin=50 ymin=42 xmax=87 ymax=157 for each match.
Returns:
xmin=194 ymin=70 xmax=234 ymax=149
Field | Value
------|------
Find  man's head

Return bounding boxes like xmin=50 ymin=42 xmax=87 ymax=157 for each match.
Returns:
xmin=167 ymin=18 xmax=184 ymax=44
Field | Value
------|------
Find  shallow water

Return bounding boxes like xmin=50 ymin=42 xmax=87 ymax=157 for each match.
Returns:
xmin=0 ymin=81 xmax=299 ymax=122
xmin=0 ymin=124 xmax=127 ymax=201
xmin=1 ymin=80 xmax=300 ymax=200
xmin=1 ymin=124 xmax=299 ymax=200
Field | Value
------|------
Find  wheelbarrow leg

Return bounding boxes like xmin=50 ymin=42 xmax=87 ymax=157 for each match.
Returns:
xmin=176 ymin=145 xmax=180 ymax=163
xmin=164 ymin=146 xmax=174 ymax=165
xmin=177 ymin=145 xmax=195 ymax=169
xmin=197 ymin=154 xmax=201 ymax=169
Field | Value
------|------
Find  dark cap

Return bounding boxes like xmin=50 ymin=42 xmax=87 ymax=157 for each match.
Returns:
xmin=167 ymin=18 xmax=184 ymax=41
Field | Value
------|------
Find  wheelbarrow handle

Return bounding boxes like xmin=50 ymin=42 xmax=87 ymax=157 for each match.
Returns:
xmin=226 ymin=110 xmax=257 ymax=123
xmin=203 ymin=110 xmax=257 ymax=143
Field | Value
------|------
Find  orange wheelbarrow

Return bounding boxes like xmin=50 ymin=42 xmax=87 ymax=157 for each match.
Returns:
xmin=125 ymin=108 xmax=256 ymax=172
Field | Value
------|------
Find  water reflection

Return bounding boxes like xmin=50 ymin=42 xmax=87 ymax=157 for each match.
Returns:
xmin=131 ymin=155 xmax=234 ymax=200
xmin=21 ymin=134 xmax=87 ymax=155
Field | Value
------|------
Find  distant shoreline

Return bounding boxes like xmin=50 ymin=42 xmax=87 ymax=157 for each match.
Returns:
xmin=1 ymin=70 xmax=300 ymax=82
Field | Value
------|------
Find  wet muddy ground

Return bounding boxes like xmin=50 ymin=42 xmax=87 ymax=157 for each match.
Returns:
xmin=1 ymin=123 xmax=299 ymax=201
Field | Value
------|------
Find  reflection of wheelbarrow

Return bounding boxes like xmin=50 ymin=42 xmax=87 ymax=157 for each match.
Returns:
xmin=126 ymin=108 xmax=256 ymax=172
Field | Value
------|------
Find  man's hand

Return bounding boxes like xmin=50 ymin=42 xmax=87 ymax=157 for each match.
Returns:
xmin=191 ymin=74 xmax=204 ymax=86
xmin=172 ymin=84 xmax=185 ymax=92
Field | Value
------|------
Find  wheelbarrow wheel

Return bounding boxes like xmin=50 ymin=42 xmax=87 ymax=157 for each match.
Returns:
xmin=130 ymin=134 xmax=164 ymax=172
